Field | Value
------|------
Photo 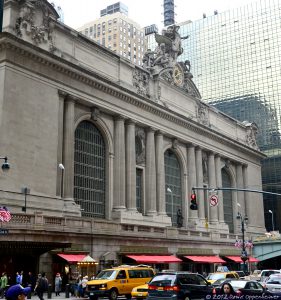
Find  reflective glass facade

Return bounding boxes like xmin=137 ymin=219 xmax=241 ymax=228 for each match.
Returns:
xmin=177 ymin=0 xmax=281 ymax=231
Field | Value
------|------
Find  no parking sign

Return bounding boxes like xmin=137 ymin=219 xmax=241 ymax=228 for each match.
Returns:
xmin=210 ymin=195 xmax=218 ymax=207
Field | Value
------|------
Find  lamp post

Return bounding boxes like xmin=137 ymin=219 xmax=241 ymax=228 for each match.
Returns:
xmin=236 ymin=212 xmax=249 ymax=273
xmin=0 ymin=156 xmax=10 ymax=172
xmin=269 ymin=209 xmax=274 ymax=231
xmin=167 ymin=187 xmax=174 ymax=225
xmin=58 ymin=163 xmax=65 ymax=198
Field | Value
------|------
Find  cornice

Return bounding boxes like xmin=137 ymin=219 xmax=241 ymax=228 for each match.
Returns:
xmin=0 ymin=34 xmax=265 ymax=159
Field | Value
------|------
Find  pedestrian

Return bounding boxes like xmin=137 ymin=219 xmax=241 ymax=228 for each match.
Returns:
xmin=219 ymin=282 xmax=236 ymax=296
xmin=5 ymin=284 xmax=31 ymax=300
xmin=26 ymin=272 xmax=36 ymax=292
xmin=15 ymin=273 xmax=21 ymax=285
xmin=0 ymin=272 xmax=8 ymax=298
xmin=80 ymin=276 xmax=88 ymax=297
xmin=54 ymin=273 xmax=62 ymax=296
xmin=34 ymin=273 xmax=48 ymax=300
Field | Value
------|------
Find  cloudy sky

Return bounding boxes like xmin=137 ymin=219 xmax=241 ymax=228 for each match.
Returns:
xmin=51 ymin=0 xmax=260 ymax=30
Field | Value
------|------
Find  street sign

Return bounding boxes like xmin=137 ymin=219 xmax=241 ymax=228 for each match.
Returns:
xmin=0 ymin=229 xmax=9 ymax=235
xmin=210 ymin=195 xmax=218 ymax=207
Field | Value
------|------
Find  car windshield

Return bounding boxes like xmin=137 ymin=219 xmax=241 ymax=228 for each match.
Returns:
xmin=267 ymin=277 xmax=281 ymax=284
xmin=149 ymin=274 xmax=176 ymax=286
xmin=95 ymin=270 xmax=117 ymax=279
xmin=229 ymin=281 xmax=246 ymax=289
xmin=207 ymin=274 xmax=225 ymax=280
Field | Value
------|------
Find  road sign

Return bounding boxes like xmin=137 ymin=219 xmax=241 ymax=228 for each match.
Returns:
xmin=210 ymin=195 xmax=218 ymax=207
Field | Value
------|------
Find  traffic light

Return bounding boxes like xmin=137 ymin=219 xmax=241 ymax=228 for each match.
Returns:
xmin=190 ymin=192 xmax=198 ymax=210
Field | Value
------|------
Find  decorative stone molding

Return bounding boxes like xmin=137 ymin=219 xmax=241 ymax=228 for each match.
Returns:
xmin=197 ymin=102 xmax=209 ymax=126
xmin=15 ymin=0 xmax=59 ymax=49
xmin=202 ymin=152 xmax=208 ymax=184
xmin=91 ymin=107 xmax=100 ymax=121
xmin=135 ymin=127 xmax=146 ymax=165
xmin=243 ymin=121 xmax=259 ymax=150
xmin=132 ymin=69 xmax=150 ymax=98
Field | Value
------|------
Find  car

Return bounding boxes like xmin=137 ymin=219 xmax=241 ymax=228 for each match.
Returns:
xmin=147 ymin=271 xmax=213 ymax=300
xmin=86 ymin=265 xmax=155 ymax=300
xmin=264 ymin=274 xmax=281 ymax=293
xmin=260 ymin=269 xmax=281 ymax=282
xmin=206 ymin=271 xmax=239 ymax=284
xmin=212 ymin=279 xmax=269 ymax=296
xmin=235 ymin=271 xmax=246 ymax=279
xmin=131 ymin=283 xmax=148 ymax=299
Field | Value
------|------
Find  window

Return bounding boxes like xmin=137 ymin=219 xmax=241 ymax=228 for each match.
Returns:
xmin=74 ymin=121 xmax=106 ymax=219
xmin=165 ymin=149 xmax=182 ymax=226
xmin=136 ymin=169 xmax=143 ymax=213
xmin=222 ymin=168 xmax=234 ymax=233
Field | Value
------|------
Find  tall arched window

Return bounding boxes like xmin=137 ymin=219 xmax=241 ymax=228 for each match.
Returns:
xmin=74 ymin=121 xmax=106 ymax=218
xmin=222 ymin=168 xmax=234 ymax=233
xmin=164 ymin=149 xmax=182 ymax=226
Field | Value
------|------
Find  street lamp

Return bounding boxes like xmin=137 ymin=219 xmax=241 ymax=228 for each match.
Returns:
xmin=236 ymin=212 xmax=249 ymax=273
xmin=269 ymin=209 xmax=274 ymax=231
xmin=167 ymin=187 xmax=174 ymax=225
xmin=0 ymin=157 xmax=10 ymax=172
xmin=58 ymin=163 xmax=65 ymax=198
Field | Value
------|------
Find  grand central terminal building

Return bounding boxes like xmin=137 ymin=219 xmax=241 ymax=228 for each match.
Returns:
xmin=0 ymin=0 xmax=265 ymax=278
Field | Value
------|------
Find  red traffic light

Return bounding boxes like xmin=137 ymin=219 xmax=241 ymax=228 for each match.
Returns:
xmin=191 ymin=193 xmax=196 ymax=201
xmin=190 ymin=192 xmax=198 ymax=210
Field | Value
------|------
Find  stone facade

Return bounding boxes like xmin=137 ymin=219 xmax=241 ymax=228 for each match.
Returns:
xmin=0 ymin=0 xmax=265 ymax=276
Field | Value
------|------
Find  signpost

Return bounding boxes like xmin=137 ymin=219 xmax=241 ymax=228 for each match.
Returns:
xmin=210 ymin=194 xmax=218 ymax=207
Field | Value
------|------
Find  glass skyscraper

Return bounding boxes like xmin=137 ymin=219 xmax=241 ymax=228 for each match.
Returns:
xmin=177 ymin=0 xmax=281 ymax=231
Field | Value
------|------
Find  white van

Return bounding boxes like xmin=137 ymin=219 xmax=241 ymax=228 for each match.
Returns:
xmin=260 ymin=269 xmax=281 ymax=282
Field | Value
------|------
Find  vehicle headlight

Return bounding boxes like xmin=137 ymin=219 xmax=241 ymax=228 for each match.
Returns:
xmin=100 ymin=284 xmax=107 ymax=289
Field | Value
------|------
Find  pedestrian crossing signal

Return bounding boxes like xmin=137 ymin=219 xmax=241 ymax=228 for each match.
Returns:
xmin=190 ymin=193 xmax=198 ymax=210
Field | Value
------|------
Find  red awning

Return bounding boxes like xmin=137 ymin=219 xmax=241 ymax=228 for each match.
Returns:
xmin=57 ymin=253 xmax=86 ymax=263
xmin=185 ymin=256 xmax=226 ymax=263
xmin=127 ymin=255 xmax=182 ymax=263
xmin=225 ymin=256 xmax=259 ymax=263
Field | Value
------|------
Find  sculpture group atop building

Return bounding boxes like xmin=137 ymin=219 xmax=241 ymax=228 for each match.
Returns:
xmin=142 ymin=25 xmax=200 ymax=98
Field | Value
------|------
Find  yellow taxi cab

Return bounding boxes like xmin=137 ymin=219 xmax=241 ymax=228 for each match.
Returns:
xmin=86 ymin=265 xmax=154 ymax=300
xmin=206 ymin=271 xmax=239 ymax=284
xmin=131 ymin=283 xmax=148 ymax=299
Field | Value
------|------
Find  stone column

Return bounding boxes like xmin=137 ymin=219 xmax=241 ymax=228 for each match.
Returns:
xmin=145 ymin=127 xmax=157 ymax=216
xmin=57 ymin=91 xmax=66 ymax=197
xmin=125 ymin=119 xmax=137 ymax=211
xmin=195 ymin=147 xmax=205 ymax=221
xmin=215 ymin=155 xmax=224 ymax=223
xmin=155 ymin=131 xmax=166 ymax=215
xmin=113 ymin=116 xmax=126 ymax=210
xmin=236 ymin=164 xmax=245 ymax=216
xmin=208 ymin=152 xmax=218 ymax=223
xmin=63 ymin=96 xmax=75 ymax=200
xmin=187 ymin=144 xmax=198 ymax=220
xmin=243 ymin=164 xmax=249 ymax=222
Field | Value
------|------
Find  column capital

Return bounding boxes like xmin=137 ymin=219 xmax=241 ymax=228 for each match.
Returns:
xmin=214 ymin=153 xmax=221 ymax=158
xmin=145 ymin=126 xmax=157 ymax=133
xmin=126 ymin=118 xmax=136 ymax=125
xmin=58 ymin=90 xmax=67 ymax=99
xmin=195 ymin=145 xmax=202 ymax=151
xmin=187 ymin=142 xmax=196 ymax=148
xmin=155 ymin=130 xmax=164 ymax=136
xmin=114 ymin=114 xmax=126 ymax=121
xmin=66 ymin=94 xmax=78 ymax=102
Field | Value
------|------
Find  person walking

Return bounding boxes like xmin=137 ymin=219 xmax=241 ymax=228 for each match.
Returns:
xmin=34 ymin=273 xmax=48 ymax=300
xmin=54 ymin=273 xmax=62 ymax=296
xmin=0 ymin=272 xmax=8 ymax=298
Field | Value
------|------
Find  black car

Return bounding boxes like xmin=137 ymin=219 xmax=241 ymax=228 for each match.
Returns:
xmin=147 ymin=271 xmax=213 ymax=300
xmin=212 ymin=279 xmax=269 ymax=296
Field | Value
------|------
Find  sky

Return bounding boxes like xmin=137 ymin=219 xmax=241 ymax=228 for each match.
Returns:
xmin=51 ymin=0 xmax=260 ymax=30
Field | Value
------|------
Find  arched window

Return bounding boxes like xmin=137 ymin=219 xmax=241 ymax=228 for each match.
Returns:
xmin=74 ymin=121 xmax=106 ymax=218
xmin=164 ymin=149 xmax=182 ymax=226
xmin=222 ymin=168 xmax=234 ymax=233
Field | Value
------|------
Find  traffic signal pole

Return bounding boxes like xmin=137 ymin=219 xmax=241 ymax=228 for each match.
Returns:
xmin=192 ymin=186 xmax=281 ymax=197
